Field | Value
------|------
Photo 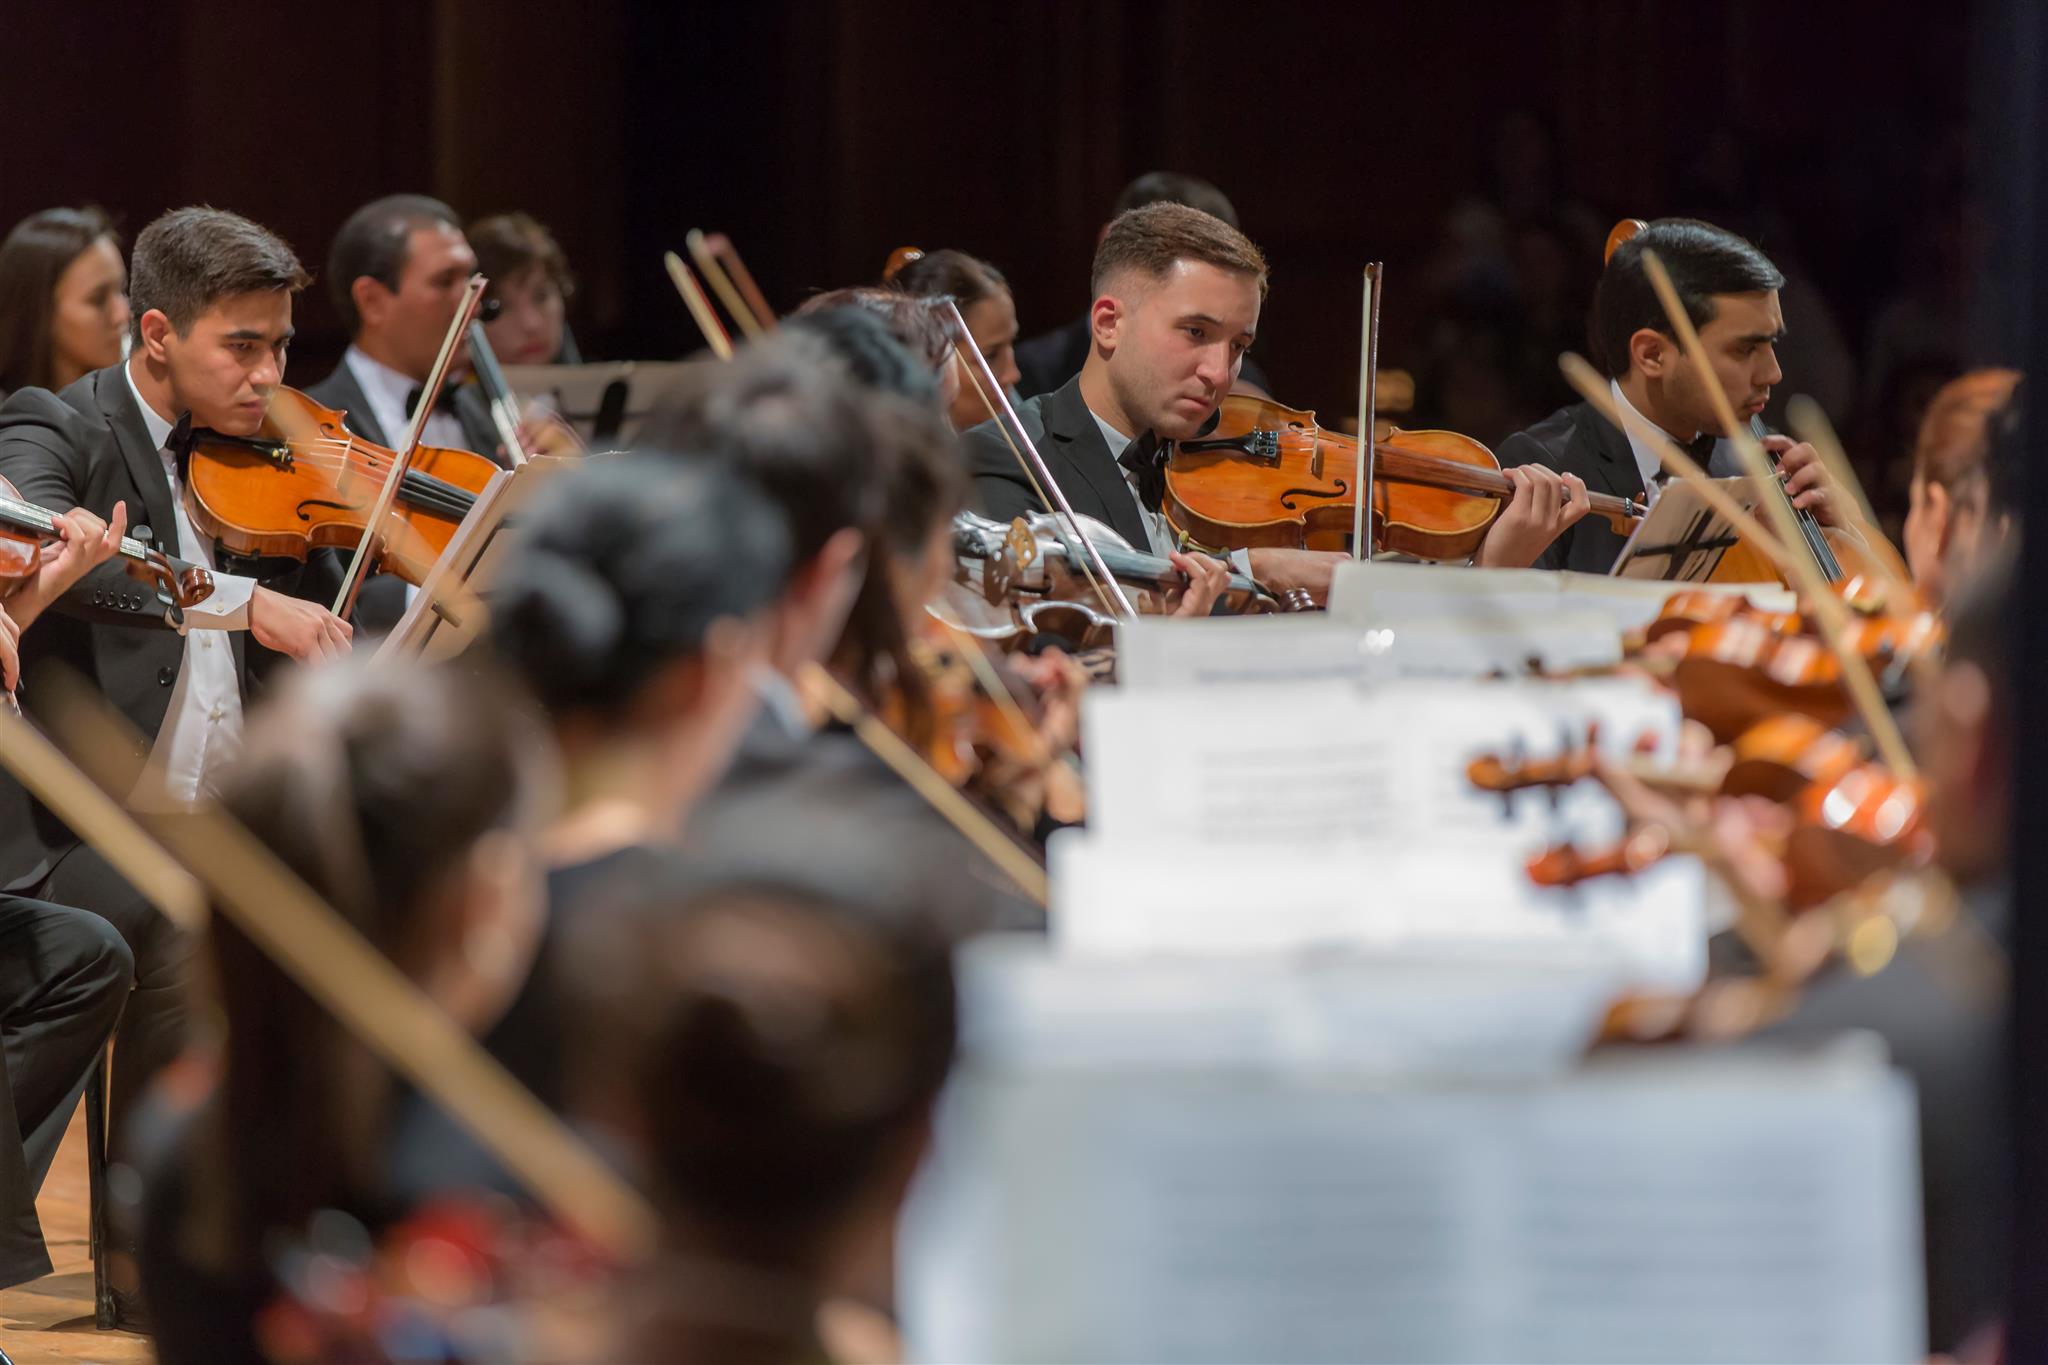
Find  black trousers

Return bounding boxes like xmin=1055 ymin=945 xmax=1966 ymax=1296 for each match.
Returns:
xmin=16 ymin=841 xmax=189 ymax=1163
xmin=0 ymin=894 xmax=133 ymax=1288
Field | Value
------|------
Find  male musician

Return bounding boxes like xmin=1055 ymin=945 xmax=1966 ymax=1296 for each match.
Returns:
xmin=966 ymin=203 xmax=1586 ymax=604
xmin=1499 ymin=217 xmax=1852 ymax=574
xmin=1013 ymin=171 xmax=1275 ymax=399
xmin=305 ymin=194 xmax=499 ymax=458
xmin=0 ymin=206 xmax=351 ymax=1171
xmin=0 ymin=503 xmax=138 ymax=1294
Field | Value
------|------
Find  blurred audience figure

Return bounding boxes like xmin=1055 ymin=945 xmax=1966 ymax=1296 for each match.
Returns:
xmin=137 ymin=657 xmax=555 ymax=1364
xmin=0 ymin=207 xmax=130 ymax=400
xmin=564 ymin=878 xmax=957 ymax=1365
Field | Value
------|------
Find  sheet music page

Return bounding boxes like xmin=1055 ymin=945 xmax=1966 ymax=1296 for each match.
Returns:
xmin=900 ymin=987 xmax=1925 ymax=1364
xmin=1116 ymin=613 xmax=1623 ymax=689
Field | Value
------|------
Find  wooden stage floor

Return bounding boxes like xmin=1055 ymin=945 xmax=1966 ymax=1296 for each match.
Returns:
xmin=0 ymin=1109 xmax=150 ymax=1364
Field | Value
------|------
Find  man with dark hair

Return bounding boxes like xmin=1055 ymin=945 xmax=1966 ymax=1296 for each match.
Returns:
xmin=304 ymin=194 xmax=497 ymax=458
xmin=967 ymin=203 xmax=1585 ymax=604
xmin=1014 ymin=171 xmax=1274 ymax=398
xmin=1500 ymin=216 xmax=1855 ymax=573
xmin=0 ymin=206 xmax=352 ymax=1201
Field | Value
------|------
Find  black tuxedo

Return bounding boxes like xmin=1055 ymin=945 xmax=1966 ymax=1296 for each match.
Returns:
xmin=1497 ymin=399 xmax=1647 ymax=574
xmin=1014 ymin=314 xmax=1271 ymax=400
xmin=302 ymin=357 xmax=500 ymax=457
xmin=0 ymin=363 xmax=327 ymax=1145
xmin=963 ymin=374 xmax=1151 ymax=546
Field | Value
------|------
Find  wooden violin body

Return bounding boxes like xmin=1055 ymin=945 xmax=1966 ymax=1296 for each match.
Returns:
xmin=1164 ymin=394 xmax=1640 ymax=558
xmin=183 ymin=386 xmax=497 ymax=587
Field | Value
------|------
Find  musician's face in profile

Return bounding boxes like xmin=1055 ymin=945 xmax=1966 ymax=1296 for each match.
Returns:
xmin=946 ymin=288 xmax=1020 ymax=431
xmin=1095 ymin=260 xmax=1259 ymax=440
xmin=1671 ymin=290 xmax=1784 ymax=432
xmin=361 ymin=223 xmax=478 ymax=380
xmin=49 ymin=236 xmax=129 ymax=385
xmin=144 ymin=289 xmax=294 ymax=436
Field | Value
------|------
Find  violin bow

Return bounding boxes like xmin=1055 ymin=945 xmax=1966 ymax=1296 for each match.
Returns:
xmin=712 ymin=235 xmax=778 ymax=333
xmin=1351 ymin=262 xmax=1384 ymax=560
xmin=332 ymin=275 xmax=488 ymax=620
xmin=687 ymin=230 xmax=771 ymax=339
xmin=936 ymin=299 xmax=1139 ymax=621
xmin=1636 ymin=251 xmax=1917 ymax=779
xmin=466 ymin=315 xmax=530 ymax=467
xmin=663 ymin=251 xmax=735 ymax=360
xmin=34 ymin=680 xmax=658 ymax=1259
xmin=802 ymin=662 xmax=1049 ymax=907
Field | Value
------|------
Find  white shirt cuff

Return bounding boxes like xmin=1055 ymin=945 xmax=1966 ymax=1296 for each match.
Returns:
xmin=175 ymin=573 xmax=257 ymax=633
xmin=1228 ymin=548 xmax=1253 ymax=576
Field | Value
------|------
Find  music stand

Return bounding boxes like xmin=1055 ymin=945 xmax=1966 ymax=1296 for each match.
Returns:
xmin=499 ymin=362 xmax=696 ymax=446
xmin=1609 ymin=475 xmax=1768 ymax=582
xmin=373 ymin=455 xmax=580 ymax=664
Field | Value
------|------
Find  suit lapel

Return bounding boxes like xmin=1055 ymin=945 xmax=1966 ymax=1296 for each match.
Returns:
xmin=324 ymin=362 xmax=388 ymax=447
xmin=1573 ymin=399 xmax=1648 ymax=503
xmin=1039 ymin=378 xmax=1150 ymax=546
xmin=92 ymin=367 xmax=180 ymax=553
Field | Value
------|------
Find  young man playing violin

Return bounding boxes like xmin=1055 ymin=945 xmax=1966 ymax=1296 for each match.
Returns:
xmin=965 ymin=202 xmax=1585 ymax=606
xmin=1500 ymin=217 xmax=1855 ymax=574
xmin=0 ymin=205 xmax=351 ymax=1176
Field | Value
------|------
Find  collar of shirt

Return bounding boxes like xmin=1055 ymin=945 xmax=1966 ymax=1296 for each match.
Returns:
xmin=1090 ymin=407 xmax=1134 ymax=462
xmin=343 ymin=344 xmax=469 ymax=453
xmin=122 ymin=358 xmax=177 ymax=453
xmin=1610 ymin=378 xmax=1726 ymax=496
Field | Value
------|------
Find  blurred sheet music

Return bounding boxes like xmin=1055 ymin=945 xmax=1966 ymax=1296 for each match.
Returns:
xmin=902 ymin=950 xmax=1924 ymax=1363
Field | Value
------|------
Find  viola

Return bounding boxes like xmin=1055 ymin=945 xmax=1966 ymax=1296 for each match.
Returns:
xmin=0 ymin=474 xmax=214 ymax=619
xmin=1162 ymin=394 xmax=1643 ymax=558
xmin=181 ymin=386 xmax=499 ymax=587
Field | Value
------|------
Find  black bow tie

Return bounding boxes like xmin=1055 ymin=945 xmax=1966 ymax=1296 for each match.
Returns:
xmin=1655 ymin=430 xmax=1722 ymax=484
xmin=404 ymin=384 xmax=458 ymax=420
xmin=1118 ymin=432 xmax=1167 ymax=510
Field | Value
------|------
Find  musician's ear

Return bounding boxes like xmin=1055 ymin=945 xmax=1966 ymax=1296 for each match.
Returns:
xmin=1630 ymin=327 xmax=1673 ymax=379
xmin=136 ymin=309 xmax=175 ymax=364
xmin=351 ymin=274 xmax=395 ymax=333
xmin=1088 ymin=293 xmax=1125 ymax=354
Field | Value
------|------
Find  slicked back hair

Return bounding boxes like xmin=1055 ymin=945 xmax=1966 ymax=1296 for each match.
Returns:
xmin=1592 ymin=217 xmax=1783 ymax=377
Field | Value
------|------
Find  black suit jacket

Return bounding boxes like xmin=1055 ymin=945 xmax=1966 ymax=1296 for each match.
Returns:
xmin=1497 ymin=399 xmax=1647 ymax=574
xmin=302 ymin=358 xmax=501 ymax=458
xmin=1014 ymin=314 xmax=1271 ymax=400
xmin=963 ymin=375 xmax=1152 ymax=547
xmin=0 ymin=367 xmax=266 ymax=887
xmin=301 ymin=359 xmax=504 ymax=636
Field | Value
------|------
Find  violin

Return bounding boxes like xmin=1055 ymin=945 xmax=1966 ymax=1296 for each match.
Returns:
xmin=1663 ymin=611 xmax=1939 ymax=741
xmin=181 ymin=386 xmax=500 ymax=587
xmin=946 ymin=509 xmax=1308 ymax=650
xmin=0 ymin=474 xmax=214 ymax=620
xmin=1162 ymin=394 xmax=1643 ymax=558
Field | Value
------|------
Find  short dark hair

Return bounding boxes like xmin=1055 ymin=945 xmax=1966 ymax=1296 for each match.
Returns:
xmin=1111 ymin=171 xmax=1240 ymax=228
xmin=1592 ymin=217 xmax=1784 ymax=377
xmin=641 ymin=336 xmax=889 ymax=566
xmin=469 ymin=211 xmax=574 ymax=301
xmin=0 ymin=206 xmax=119 ymax=393
xmin=1091 ymin=201 xmax=1268 ymax=299
xmin=128 ymin=206 xmax=309 ymax=347
xmin=326 ymin=194 xmax=462 ymax=337
xmin=888 ymin=248 xmax=1008 ymax=311
xmin=782 ymin=304 xmax=939 ymax=404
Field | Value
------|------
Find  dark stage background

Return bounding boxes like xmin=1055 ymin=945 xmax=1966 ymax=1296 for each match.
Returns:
xmin=0 ymin=0 xmax=1988 ymax=531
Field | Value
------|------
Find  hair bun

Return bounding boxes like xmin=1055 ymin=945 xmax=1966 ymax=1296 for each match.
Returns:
xmin=490 ymin=550 xmax=624 ymax=698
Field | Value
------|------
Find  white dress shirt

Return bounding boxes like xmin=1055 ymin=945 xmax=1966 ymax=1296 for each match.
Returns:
xmin=122 ymin=362 xmax=258 ymax=810
xmin=343 ymin=345 xmax=468 ymax=452
xmin=1088 ymin=408 xmax=1253 ymax=574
